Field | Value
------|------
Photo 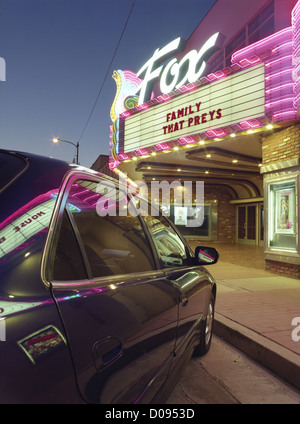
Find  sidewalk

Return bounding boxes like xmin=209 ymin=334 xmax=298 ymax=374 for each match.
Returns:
xmin=186 ymin=241 xmax=300 ymax=390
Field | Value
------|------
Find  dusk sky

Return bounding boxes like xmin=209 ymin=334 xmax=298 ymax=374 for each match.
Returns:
xmin=0 ymin=0 xmax=216 ymax=168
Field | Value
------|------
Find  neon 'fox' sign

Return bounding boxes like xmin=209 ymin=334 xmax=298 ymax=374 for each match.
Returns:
xmin=136 ymin=32 xmax=222 ymax=105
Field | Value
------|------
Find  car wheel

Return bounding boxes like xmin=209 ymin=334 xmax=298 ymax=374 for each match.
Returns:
xmin=194 ymin=293 xmax=215 ymax=356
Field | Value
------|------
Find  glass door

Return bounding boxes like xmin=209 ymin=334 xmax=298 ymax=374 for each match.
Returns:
xmin=237 ymin=204 xmax=260 ymax=245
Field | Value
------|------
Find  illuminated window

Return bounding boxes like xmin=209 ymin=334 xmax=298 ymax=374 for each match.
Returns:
xmin=166 ymin=205 xmax=210 ymax=237
xmin=268 ymin=180 xmax=296 ymax=250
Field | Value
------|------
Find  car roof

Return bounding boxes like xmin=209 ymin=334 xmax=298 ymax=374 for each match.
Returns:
xmin=0 ymin=148 xmax=125 ymax=196
xmin=0 ymin=148 xmax=83 ymax=172
xmin=0 ymin=148 xmax=112 ymax=183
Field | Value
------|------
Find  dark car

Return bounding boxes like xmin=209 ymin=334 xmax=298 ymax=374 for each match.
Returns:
xmin=0 ymin=149 xmax=218 ymax=404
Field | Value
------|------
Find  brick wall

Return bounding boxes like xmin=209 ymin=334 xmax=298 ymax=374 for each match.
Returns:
xmin=265 ymin=259 xmax=300 ymax=279
xmin=205 ymin=187 xmax=236 ymax=243
xmin=262 ymin=123 xmax=300 ymax=277
xmin=262 ymin=124 xmax=300 ymax=165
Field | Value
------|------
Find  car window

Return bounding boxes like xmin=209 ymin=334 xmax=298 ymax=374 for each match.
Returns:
xmin=52 ymin=209 xmax=88 ymax=281
xmin=51 ymin=178 xmax=155 ymax=281
xmin=143 ymin=214 xmax=189 ymax=268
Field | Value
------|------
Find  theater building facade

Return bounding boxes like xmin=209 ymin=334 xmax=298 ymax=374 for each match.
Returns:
xmin=105 ymin=0 xmax=300 ymax=277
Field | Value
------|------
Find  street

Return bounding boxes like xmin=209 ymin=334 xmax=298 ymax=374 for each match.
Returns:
xmin=167 ymin=335 xmax=300 ymax=404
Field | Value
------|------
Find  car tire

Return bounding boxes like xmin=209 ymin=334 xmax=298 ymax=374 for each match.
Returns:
xmin=194 ymin=293 xmax=215 ymax=356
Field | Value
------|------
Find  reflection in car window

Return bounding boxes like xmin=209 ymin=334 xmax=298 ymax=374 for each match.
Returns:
xmin=53 ymin=179 xmax=155 ymax=280
xmin=143 ymin=215 xmax=188 ymax=268
xmin=52 ymin=209 xmax=88 ymax=281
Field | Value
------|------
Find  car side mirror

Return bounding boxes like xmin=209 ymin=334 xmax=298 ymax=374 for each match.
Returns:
xmin=195 ymin=246 xmax=219 ymax=265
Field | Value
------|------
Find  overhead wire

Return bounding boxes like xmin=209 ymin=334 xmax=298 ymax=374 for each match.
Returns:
xmin=77 ymin=0 xmax=136 ymax=144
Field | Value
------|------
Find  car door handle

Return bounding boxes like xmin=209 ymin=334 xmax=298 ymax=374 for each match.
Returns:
xmin=92 ymin=336 xmax=124 ymax=371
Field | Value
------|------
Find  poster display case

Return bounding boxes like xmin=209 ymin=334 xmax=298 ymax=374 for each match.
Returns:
xmin=266 ymin=176 xmax=298 ymax=252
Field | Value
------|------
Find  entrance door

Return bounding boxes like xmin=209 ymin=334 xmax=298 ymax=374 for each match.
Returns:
xmin=237 ymin=204 xmax=257 ymax=245
xmin=259 ymin=204 xmax=264 ymax=247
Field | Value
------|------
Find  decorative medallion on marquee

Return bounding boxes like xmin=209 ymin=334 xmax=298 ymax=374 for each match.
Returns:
xmin=110 ymin=70 xmax=142 ymax=163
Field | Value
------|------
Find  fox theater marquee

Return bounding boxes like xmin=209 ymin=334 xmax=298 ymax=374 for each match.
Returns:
xmin=104 ymin=0 xmax=300 ymax=278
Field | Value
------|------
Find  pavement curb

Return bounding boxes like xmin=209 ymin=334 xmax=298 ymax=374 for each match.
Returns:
xmin=213 ymin=312 xmax=300 ymax=391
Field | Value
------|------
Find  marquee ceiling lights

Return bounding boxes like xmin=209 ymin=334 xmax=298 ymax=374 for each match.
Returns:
xmin=136 ymin=158 xmax=262 ymax=175
xmin=114 ymin=122 xmax=276 ymax=165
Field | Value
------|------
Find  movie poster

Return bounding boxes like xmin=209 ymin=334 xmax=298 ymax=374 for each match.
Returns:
xmin=276 ymin=187 xmax=295 ymax=233
xmin=174 ymin=206 xmax=187 ymax=226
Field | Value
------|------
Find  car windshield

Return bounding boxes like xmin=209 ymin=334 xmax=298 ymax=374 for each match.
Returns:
xmin=0 ymin=151 xmax=28 ymax=191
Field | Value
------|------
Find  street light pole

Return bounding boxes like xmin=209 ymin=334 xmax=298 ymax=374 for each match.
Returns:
xmin=52 ymin=138 xmax=79 ymax=164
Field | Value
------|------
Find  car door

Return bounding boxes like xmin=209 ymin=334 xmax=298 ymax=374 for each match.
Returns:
xmin=43 ymin=173 xmax=179 ymax=404
xmin=143 ymin=214 xmax=212 ymax=359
